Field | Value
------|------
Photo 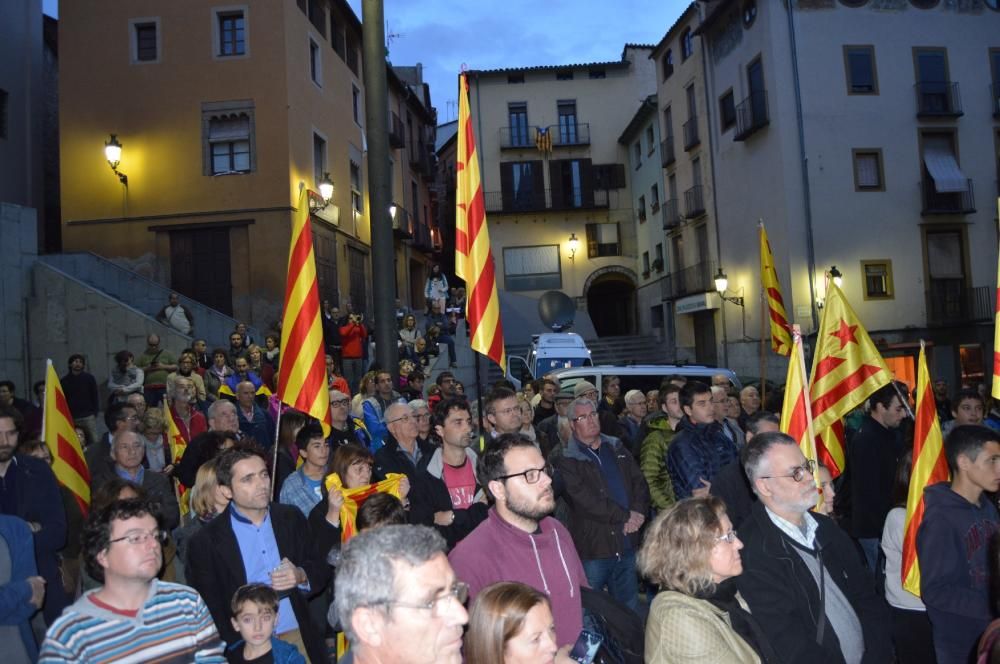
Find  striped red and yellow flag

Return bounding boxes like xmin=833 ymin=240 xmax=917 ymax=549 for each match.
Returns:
xmin=993 ymin=199 xmax=1000 ymax=400
xmin=276 ymin=188 xmax=332 ymax=435
xmin=808 ymin=283 xmax=892 ymax=477
xmin=163 ymin=405 xmax=190 ymax=516
xmin=41 ymin=360 xmax=90 ymax=516
xmin=456 ymin=72 xmax=506 ymax=372
xmin=902 ymin=342 xmax=950 ymax=596
xmin=324 ymin=471 xmax=406 ymax=542
xmin=779 ymin=327 xmax=824 ymax=509
xmin=759 ymin=223 xmax=792 ymax=356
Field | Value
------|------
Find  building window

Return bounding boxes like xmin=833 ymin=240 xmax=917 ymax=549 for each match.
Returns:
xmin=861 ymin=260 xmax=893 ymax=300
xmin=638 ymin=195 xmax=647 ymax=223
xmin=352 ymin=85 xmax=361 ymax=125
xmin=313 ymin=132 xmax=327 ymax=189
xmin=307 ymin=0 xmax=326 ymax=37
xmin=501 ymin=161 xmax=540 ymax=210
xmin=503 ymin=245 xmax=561 ymax=291
xmin=129 ymin=19 xmax=160 ymax=64
xmin=655 ymin=243 xmax=664 ymax=270
xmin=330 ymin=14 xmax=345 ymax=58
xmin=681 ymin=29 xmax=694 ymax=61
xmin=202 ymin=101 xmax=255 ymax=175
xmin=633 ymin=141 xmax=642 ymax=169
xmin=586 ymin=223 xmax=621 ymax=257
xmin=556 ymin=70 xmax=573 ymax=81
xmin=508 ymin=102 xmax=529 ymax=147
xmin=350 ymin=160 xmax=363 ymax=213
xmin=0 ymin=89 xmax=6 ymax=138
xmin=852 ymin=149 xmax=884 ymax=191
xmin=588 ymin=69 xmax=606 ymax=79
xmin=719 ymin=90 xmax=736 ymax=131
xmin=345 ymin=31 xmax=359 ymax=74
xmin=508 ymin=73 xmax=525 ymax=84
xmin=662 ymin=50 xmax=674 ymax=80
xmin=844 ymin=45 xmax=878 ymax=94
xmin=642 ymin=252 xmax=651 ymax=275
xmin=557 ymin=100 xmax=578 ymax=144
xmin=650 ymin=184 xmax=660 ymax=212
xmin=215 ymin=8 xmax=247 ymax=57
xmin=646 ymin=125 xmax=655 ymax=155
xmin=309 ymin=37 xmax=321 ymax=86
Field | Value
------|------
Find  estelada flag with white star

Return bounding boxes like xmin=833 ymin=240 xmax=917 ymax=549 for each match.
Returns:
xmin=808 ymin=283 xmax=892 ymax=476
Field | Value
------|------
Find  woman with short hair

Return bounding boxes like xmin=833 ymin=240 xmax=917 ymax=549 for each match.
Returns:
xmin=638 ymin=496 xmax=776 ymax=664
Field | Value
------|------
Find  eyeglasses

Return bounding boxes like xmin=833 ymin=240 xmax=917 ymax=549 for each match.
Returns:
xmin=108 ymin=529 xmax=168 ymax=547
xmin=497 ymin=465 xmax=553 ymax=484
xmin=384 ymin=581 xmax=469 ymax=617
xmin=571 ymin=411 xmax=599 ymax=424
xmin=413 ymin=412 xmax=431 ymax=420
xmin=491 ymin=406 xmax=519 ymax=417
xmin=387 ymin=414 xmax=413 ymax=424
xmin=715 ymin=529 xmax=739 ymax=544
xmin=330 ymin=399 xmax=350 ymax=407
xmin=759 ymin=459 xmax=816 ymax=483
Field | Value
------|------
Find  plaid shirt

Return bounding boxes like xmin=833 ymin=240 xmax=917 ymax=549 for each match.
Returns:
xmin=278 ymin=468 xmax=323 ymax=517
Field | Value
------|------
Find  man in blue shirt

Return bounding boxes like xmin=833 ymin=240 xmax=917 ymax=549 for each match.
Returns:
xmin=279 ymin=424 xmax=329 ymax=517
xmin=187 ymin=448 xmax=330 ymax=664
xmin=235 ymin=381 xmax=276 ymax=449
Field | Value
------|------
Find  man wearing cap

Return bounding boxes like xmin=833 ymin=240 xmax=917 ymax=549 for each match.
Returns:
xmin=573 ymin=381 xmax=621 ymax=439
xmin=538 ymin=388 xmax=575 ymax=460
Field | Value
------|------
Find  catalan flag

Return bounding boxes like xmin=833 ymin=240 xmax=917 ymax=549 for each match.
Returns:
xmin=41 ymin=360 xmax=90 ymax=515
xmin=902 ymin=342 xmax=950 ymax=596
xmin=779 ymin=326 xmax=824 ymax=509
xmin=535 ymin=126 xmax=552 ymax=155
xmin=324 ymin=471 xmax=406 ymax=542
xmin=808 ymin=283 xmax=892 ymax=477
xmin=759 ymin=222 xmax=792 ymax=356
xmin=456 ymin=72 xmax=506 ymax=371
xmin=993 ymin=199 xmax=1000 ymax=400
xmin=163 ymin=405 xmax=190 ymax=516
xmin=276 ymin=187 xmax=332 ymax=435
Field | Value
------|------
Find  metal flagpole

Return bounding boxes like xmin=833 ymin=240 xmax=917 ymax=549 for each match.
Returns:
xmin=269 ymin=406 xmax=283 ymax=499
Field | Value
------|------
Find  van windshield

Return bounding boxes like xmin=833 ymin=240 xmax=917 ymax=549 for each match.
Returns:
xmin=537 ymin=357 xmax=592 ymax=373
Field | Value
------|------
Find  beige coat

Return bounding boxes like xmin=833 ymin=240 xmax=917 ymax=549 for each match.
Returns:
xmin=645 ymin=590 xmax=761 ymax=664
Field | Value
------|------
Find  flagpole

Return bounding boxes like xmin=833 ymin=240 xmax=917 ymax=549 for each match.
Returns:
xmin=475 ymin=353 xmax=485 ymax=436
xmin=792 ymin=325 xmax=823 ymax=509
xmin=41 ymin=359 xmax=51 ymax=443
xmin=270 ymin=406 xmax=283 ymax=500
xmin=758 ymin=221 xmax=767 ymax=405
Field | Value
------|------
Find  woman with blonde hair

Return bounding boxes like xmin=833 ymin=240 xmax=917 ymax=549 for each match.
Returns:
xmin=174 ymin=458 xmax=229 ymax=583
xmin=351 ymin=371 xmax=378 ymax=418
xmin=465 ymin=581 xmax=572 ymax=664
xmin=139 ymin=407 xmax=170 ymax=472
xmin=637 ymin=496 xmax=776 ymax=664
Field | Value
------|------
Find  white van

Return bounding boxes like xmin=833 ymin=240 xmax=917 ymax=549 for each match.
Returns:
xmin=506 ymin=333 xmax=592 ymax=391
xmin=549 ymin=365 xmax=741 ymax=399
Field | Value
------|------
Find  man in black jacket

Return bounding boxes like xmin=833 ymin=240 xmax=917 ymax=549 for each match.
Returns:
xmin=556 ymin=397 xmax=650 ymax=615
xmin=187 ymin=447 xmax=330 ymax=664
xmin=736 ymin=431 xmax=892 ymax=664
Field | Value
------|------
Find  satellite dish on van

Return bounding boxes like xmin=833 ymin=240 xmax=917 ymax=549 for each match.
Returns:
xmin=538 ymin=291 xmax=576 ymax=332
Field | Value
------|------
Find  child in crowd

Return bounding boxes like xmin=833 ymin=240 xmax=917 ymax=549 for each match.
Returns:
xmin=227 ymin=583 xmax=305 ymax=664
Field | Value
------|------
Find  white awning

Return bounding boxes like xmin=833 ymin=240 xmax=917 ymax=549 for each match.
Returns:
xmin=923 ymin=137 xmax=969 ymax=193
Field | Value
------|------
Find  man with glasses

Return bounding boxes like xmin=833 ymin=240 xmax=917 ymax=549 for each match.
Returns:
xmin=573 ymin=380 xmax=621 ymax=438
xmin=736 ymin=431 xmax=890 ymax=664
xmin=449 ymin=432 xmax=587 ymax=650
xmin=328 ymin=389 xmax=371 ymax=449
xmin=486 ymin=387 xmax=548 ymax=449
xmin=337 ymin=525 xmax=468 ymax=664
xmin=91 ymin=430 xmax=180 ymax=531
xmin=374 ymin=402 xmax=435 ymax=486
xmin=40 ymin=498 xmax=225 ymax=662
xmin=557 ymin=397 xmax=650 ymax=614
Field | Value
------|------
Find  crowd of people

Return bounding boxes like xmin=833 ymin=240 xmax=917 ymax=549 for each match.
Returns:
xmin=4 ymin=296 xmax=1000 ymax=663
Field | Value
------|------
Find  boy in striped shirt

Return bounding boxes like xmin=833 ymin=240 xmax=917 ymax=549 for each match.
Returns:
xmin=39 ymin=498 xmax=225 ymax=663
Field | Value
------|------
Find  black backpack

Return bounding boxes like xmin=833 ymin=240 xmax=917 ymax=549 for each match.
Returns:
xmin=580 ymin=587 xmax=644 ymax=664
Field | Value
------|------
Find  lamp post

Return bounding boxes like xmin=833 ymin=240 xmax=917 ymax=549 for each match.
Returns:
xmin=104 ymin=134 xmax=128 ymax=186
xmin=817 ymin=265 xmax=844 ymax=308
xmin=567 ymin=233 xmax=579 ymax=262
xmin=715 ymin=267 xmax=748 ymax=368
xmin=308 ymin=172 xmax=335 ymax=211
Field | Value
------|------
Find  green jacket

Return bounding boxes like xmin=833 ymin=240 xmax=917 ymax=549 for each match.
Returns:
xmin=639 ymin=415 xmax=677 ymax=511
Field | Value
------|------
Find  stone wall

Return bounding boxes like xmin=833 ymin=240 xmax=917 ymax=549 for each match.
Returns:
xmin=0 ymin=203 xmax=37 ymax=394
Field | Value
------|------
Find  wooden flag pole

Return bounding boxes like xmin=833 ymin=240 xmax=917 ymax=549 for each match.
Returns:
xmin=758 ymin=220 xmax=767 ymax=404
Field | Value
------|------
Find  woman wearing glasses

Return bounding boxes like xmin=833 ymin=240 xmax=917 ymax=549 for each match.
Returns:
xmin=637 ymin=496 xmax=777 ymax=664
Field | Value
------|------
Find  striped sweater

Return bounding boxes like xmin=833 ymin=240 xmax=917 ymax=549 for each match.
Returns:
xmin=39 ymin=580 xmax=226 ymax=663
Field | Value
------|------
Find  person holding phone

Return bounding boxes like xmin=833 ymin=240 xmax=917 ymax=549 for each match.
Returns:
xmin=465 ymin=582 xmax=575 ymax=664
xmin=637 ymin=496 xmax=778 ymax=664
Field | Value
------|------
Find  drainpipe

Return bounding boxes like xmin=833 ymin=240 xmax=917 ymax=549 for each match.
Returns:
xmin=785 ymin=1 xmax=820 ymax=334
xmin=698 ymin=10 xmax=728 ymax=368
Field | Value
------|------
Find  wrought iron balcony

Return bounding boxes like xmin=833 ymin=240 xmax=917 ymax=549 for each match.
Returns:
xmin=550 ymin=122 xmax=590 ymax=147
xmin=661 ymin=135 xmax=676 ymax=167
xmin=662 ymin=261 xmax=715 ymax=300
xmin=389 ymin=113 xmax=405 ymax=149
xmin=682 ymin=117 xmax=699 ymax=151
xmin=915 ymin=81 xmax=963 ymax=118
xmin=733 ymin=90 xmax=769 ymax=141
xmin=392 ymin=206 xmax=412 ymax=238
xmin=483 ymin=188 xmax=616 ymax=214
xmin=920 ymin=178 xmax=975 ymax=215
xmin=684 ymin=184 xmax=706 ymax=219
xmin=662 ymin=199 xmax=681 ymax=230
xmin=927 ymin=283 xmax=991 ymax=326
xmin=499 ymin=126 xmax=538 ymax=149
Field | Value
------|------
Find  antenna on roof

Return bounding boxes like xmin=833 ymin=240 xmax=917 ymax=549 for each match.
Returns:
xmin=385 ymin=20 xmax=403 ymax=52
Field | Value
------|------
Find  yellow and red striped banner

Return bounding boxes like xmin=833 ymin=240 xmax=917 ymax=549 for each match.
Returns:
xmin=324 ymin=472 xmax=406 ymax=542
xmin=163 ymin=405 xmax=190 ymax=516
xmin=41 ymin=360 xmax=90 ymax=516
xmin=779 ymin=327 xmax=824 ymax=509
xmin=456 ymin=72 xmax=506 ymax=372
xmin=759 ymin=223 xmax=792 ymax=357
xmin=276 ymin=188 xmax=332 ymax=436
xmin=902 ymin=343 xmax=949 ymax=596
xmin=807 ymin=283 xmax=892 ymax=477
xmin=993 ymin=199 xmax=1000 ymax=400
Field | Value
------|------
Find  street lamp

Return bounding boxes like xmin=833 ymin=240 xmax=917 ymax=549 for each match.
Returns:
xmin=715 ymin=267 xmax=748 ymax=365
xmin=104 ymin=134 xmax=128 ymax=186
xmin=829 ymin=265 xmax=843 ymax=289
xmin=389 ymin=204 xmax=398 ymax=221
xmin=309 ymin=172 xmax=335 ymax=211
xmin=714 ymin=268 xmax=744 ymax=306
xmin=817 ymin=265 xmax=844 ymax=308
xmin=567 ymin=233 xmax=579 ymax=262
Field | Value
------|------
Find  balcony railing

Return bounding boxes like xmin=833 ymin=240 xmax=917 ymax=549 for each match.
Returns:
xmin=389 ymin=113 xmax=405 ymax=149
xmin=637 ymin=208 xmax=647 ymax=223
xmin=392 ymin=206 xmax=412 ymax=238
xmin=915 ymin=81 xmax=963 ymax=117
xmin=684 ymin=184 xmax=706 ymax=218
xmin=734 ymin=90 xmax=769 ymax=141
xmin=499 ymin=125 xmax=538 ymax=149
xmin=550 ymin=122 xmax=590 ymax=147
xmin=927 ymin=283 xmax=991 ymax=326
xmin=920 ymin=178 xmax=975 ymax=215
xmin=661 ymin=135 xmax=676 ymax=167
xmin=662 ymin=199 xmax=682 ymax=230
xmin=662 ymin=261 xmax=715 ymax=300
xmin=682 ymin=117 xmax=699 ymax=151
xmin=483 ymin=188 xmax=616 ymax=214
xmin=412 ymin=219 xmax=434 ymax=251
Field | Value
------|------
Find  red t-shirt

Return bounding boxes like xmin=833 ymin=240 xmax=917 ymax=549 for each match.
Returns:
xmin=442 ymin=458 xmax=477 ymax=509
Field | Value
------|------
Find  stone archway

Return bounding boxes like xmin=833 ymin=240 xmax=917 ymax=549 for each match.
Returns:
xmin=584 ymin=266 xmax=638 ymax=337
